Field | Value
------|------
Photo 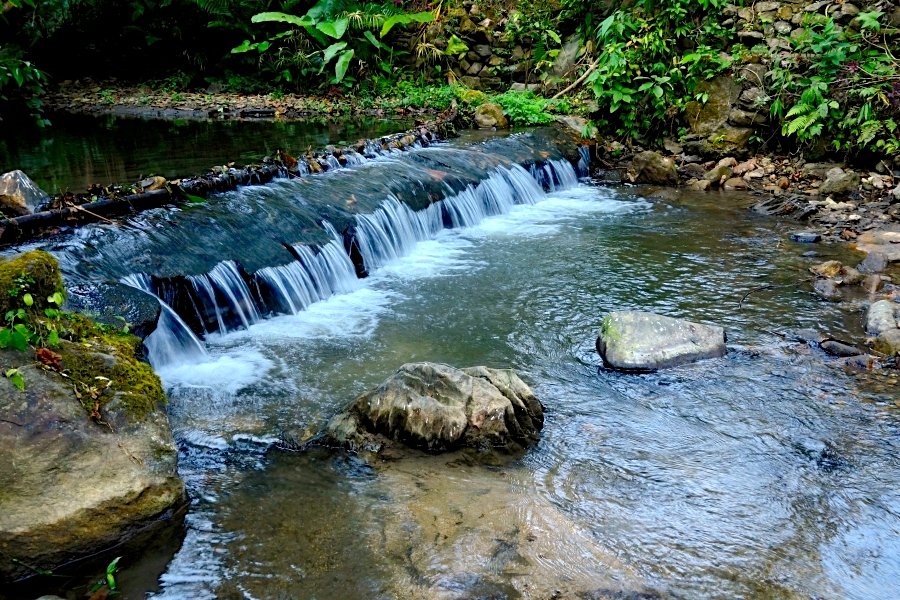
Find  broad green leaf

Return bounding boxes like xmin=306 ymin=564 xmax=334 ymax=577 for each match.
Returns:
xmin=316 ymin=17 xmax=348 ymax=39
xmin=22 ymin=293 xmax=33 ymax=307
xmin=10 ymin=330 xmax=28 ymax=351
xmin=185 ymin=193 xmax=206 ymax=204
xmin=445 ymin=34 xmax=468 ymax=56
xmin=0 ymin=329 xmax=11 ymax=348
xmin=5 ymin=368 xmax=24 ymax=391
xmin=364 ymin=30 xmax=388 ymax=50
xmin=251 ymin=12 xmax=314 ymax=28
xmin=380 ymin=11 xmax=435 ymax=38
xmin=322 ymin=41 xmax=348 ymax=65
xmin=334 ymin=49 xmax=354 ymax=83
xmin=48 ymin=330 xmax=59 ymax=348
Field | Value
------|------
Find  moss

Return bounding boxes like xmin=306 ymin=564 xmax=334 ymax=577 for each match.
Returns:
xmin=600 ymin=314 xmax=620 ymax=342
xmin=56 ymin=330 xmax=165 ymax=422
xmin=0 ymin=250 xmax=64 ymax=319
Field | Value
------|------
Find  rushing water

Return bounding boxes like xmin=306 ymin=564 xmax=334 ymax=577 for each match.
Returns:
xmin=9 ymin=129 xmax=900 ymax=599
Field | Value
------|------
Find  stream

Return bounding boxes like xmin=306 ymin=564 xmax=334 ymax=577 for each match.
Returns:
xmin=5 ymin=121 xmax=900 ymax=599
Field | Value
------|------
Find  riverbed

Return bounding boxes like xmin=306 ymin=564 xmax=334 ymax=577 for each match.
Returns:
xmin=6 ymin=122 xmax=900 ymax=599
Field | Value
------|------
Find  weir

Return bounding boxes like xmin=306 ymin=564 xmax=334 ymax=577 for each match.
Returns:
xmin=45 ymin=127 xmax=588 ymax=366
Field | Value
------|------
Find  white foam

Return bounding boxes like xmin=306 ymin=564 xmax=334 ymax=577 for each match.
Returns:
xmin=470 ymin=186 xmax=647 ymax=236
xmin=218 ymin=286 xmax=395 ymax=341
xmin=156 ymin=347 xmax=274 ymax=394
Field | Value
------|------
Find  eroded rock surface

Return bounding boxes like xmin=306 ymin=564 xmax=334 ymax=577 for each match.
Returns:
xmin=327 ymin=362 xmax=544 ymax=455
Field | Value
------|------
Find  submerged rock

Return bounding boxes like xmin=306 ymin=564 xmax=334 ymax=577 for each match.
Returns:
xmin=0 ymin=252 xmax=185 ymax=581
xmin=327 ymin=362 xmax=544 ymax=455
xmin=596 ymin=311 xmax=726 ymax=371
xmin=0 ymin=170 xmax=49 ymax=216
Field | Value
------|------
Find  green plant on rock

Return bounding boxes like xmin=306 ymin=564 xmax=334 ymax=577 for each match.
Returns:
xmin=767 ymin=11 xmax=899 ymax=156
xmin=568 ymin=0 xmax=734 ymax=142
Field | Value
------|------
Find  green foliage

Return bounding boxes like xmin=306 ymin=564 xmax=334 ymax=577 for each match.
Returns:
xmin=574 ymin=0 xmax=734 ymax=141
xmin=0 ymin=47 xmax=49 ymax=126
xmin=491 ymin=90 xmax=569 ymax=126
xmin=767 ymin=12 xmax=899 ymax=156
xmin=89 ymin=556 xmax=121 ymax=596
xmin=234 ymin=1 xmax=435 ymax=85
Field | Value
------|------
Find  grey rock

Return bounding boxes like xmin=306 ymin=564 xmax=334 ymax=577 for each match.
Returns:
xmin=739 ymin=87 xmax=768 ymax=108
xmin=738 ymin=63 xmax=768 ymax=87
xmin=326 ymin=362 xmax=544 ymax=454
xmin=0 ymin=343 xmax=185 ymax=580
xmin=551 ymin=35 xmax=581 ymax=77
xmin=821 ymin=340 xmax=861 ymax=357
xmin=729 ymin=108 xmax=768 ymax=127
xmin=767 ymin=37 xmax=792 ymax=51
xmin=866 ymin=299 xmax=898 ymax=335
xmin=738 ymin=30 xmax=765 ymax=41
xmin=685 ymin=76 xmax=743 ymax=135
xmin=0 ymin=170 xmax=49 ymax=216
xmin=790 ymin=231 xmax=821 ymax=243
xmin=841 ymin=3 xmax=859 ymax=17
xmin=756 ymin=1 xmax=781 ymax=12
xmin=774 ymin=20 xmax=793 ymax=34
xmin=467 ymin=61 xmax=484 ymax=75
xmin=627 ymin=151 xmax=679 ymax=185
xmin=862 ymin=274 xmax=886 ymax=294
xmin=874 ymin=329 xmax=900 ymax=356
xmin=596 ymin=311 xmax=726 ymax=371
xmin=819 ymin=167 xmax=860 ymax=196
xmin=813 ymin=278 xmax=841 ymax=300
xmin=858 ymin=252 xmax=888 ymax=274
xmin=680 ymin=163 xmax=707 ymax=179
xmin=723 ymin=177 xmax=749 ymax=190
xmin=474 ymin=44 xmax=492 ymax=58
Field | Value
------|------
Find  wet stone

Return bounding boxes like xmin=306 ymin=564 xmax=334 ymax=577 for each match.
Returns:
xmin=791 ymin=231 xmax=821 ymax=243
xmin=821 ymin=339 xmax=861 ymax=357
xmin=858 ymin=252 xmax=888 ymax=274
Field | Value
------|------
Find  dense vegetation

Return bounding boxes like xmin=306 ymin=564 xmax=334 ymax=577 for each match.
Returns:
xmin=1 ymin=0 xmax=898 ymax=159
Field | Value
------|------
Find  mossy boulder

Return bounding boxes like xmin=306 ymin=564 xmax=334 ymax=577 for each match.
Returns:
xmin=0 ymin=250 xmax=64 ymax=320
xmin=473 ymin=102 xmax=508 ymax=129
xmin=0 ymin=253 xmax=184 ymax=582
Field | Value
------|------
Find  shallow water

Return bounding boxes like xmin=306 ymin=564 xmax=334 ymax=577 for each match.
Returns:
xmin=9 ymin=129 xmax=900 ymax=599
xmin=0 ymin=112 xmax=412 ymax=193
xmin=130 ymin=181 xmax=898 ymax=599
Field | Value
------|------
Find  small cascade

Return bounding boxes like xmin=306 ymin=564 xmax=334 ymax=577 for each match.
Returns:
xmin=342 ymin=151 xmax=366 ymax=167
xmin=121 ymin=274 xmax=208 ymax=368
xmin=577 ymin=146 xmax=591 ymax=177
xmin=354 ymin=196 xmax=443 ymax=270
xmin=188 ymin=261 xmax=261 ymax=334
xmin=324 ymin=155 xmax=342 ymax=170
xmin=353 ymin=158 xmax=579 ymax=272
xmin=256 ymin=224 xmax=358 ymax=314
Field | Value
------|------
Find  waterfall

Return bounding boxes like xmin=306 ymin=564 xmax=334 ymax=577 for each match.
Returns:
xmin=353 ymin=158 xmax=578 ymax=272
xmin=120 ymin=273 xmax=208 ymax=368
xmin=577 ymin=146 xmax=591 ymax=177
xmin=120 ymin=154 xmax=582 ymax=366
xmin=188 ymin=261 xmax=261 ymax=334
xmin=255 ymin=223 xmax=358 ymax=314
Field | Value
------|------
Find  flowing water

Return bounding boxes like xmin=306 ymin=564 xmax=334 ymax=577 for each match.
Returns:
xmin=9 ymin=128 xmax=900 ymax=599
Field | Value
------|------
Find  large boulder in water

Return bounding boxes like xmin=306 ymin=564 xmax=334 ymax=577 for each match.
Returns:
xmin=327 ymin=362 xmax=544 ymax=455
xmin=0 ymin=170 xmax=49 ymax=216
xmin=597 ymin=311 xmax=726 ymax=371
xmin=0 ymin=252 xmax=185 ymax=581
